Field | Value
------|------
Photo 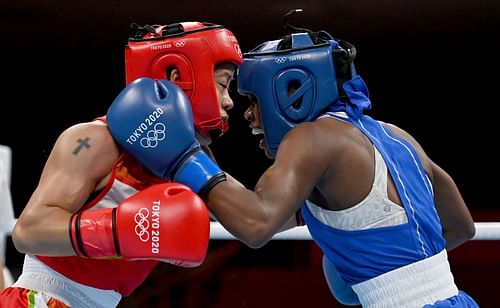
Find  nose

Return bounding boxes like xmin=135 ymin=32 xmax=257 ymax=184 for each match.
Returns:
xmin=220 ymin=93 xmax=234 ymax=111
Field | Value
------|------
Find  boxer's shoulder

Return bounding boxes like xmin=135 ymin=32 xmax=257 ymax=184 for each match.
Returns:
xmin=58 ymin=120 xmax=115 ymax=150
xmin=51 ymin=121 xmax=119 ymax=177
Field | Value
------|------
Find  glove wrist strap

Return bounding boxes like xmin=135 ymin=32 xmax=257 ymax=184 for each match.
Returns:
xmin=70 ymin=208 xmax=118 ymax=258
xmin=69 ymin=212 xmax=86 ymax=257
xmin=198 ymin=173 xmax=226 ymax=200
xmin=174 ymin=150 xmax=224 ymax=195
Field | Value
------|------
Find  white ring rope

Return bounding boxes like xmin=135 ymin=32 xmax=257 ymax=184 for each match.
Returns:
xmin=0 ymin=220 xmax=499 ymax=241
xmin=0 ymin=220 xmax=16 ymax=234
xmin=209 ymin=222 xmax=500 ymax=241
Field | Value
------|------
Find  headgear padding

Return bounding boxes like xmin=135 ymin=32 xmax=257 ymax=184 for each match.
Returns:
xmin=238 ymin=31 xmax=356 ymax=158
xmin=126 ymin=22 xmax=243 ymax=141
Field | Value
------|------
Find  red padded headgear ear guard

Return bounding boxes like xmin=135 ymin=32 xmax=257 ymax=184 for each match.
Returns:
xmin=125 ymin=22 xmax=243 ymax=140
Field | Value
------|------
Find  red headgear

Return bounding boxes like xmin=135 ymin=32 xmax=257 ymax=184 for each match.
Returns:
xmin=125 ymin=22 xmax=243 ymax=140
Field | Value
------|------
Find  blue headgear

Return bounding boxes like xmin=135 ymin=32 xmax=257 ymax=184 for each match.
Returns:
xmin=237 ymin=31 xmax=357 ymax=157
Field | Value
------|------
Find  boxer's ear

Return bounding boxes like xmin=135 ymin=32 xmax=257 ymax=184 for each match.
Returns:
xmin=169 ymin=68 xmax=180 ymax=81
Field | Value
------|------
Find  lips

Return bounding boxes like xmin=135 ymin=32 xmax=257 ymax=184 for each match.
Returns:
xmin=251 ymin=127 xmax=264 ymax=135
xmin=251 ymin=127 xmax=265 ymax=149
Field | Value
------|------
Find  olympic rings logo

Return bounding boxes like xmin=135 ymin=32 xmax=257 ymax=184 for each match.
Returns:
xmin=174 ymin=41 xmax=185 ymax=48
xmin=140 ymin=123 xmax=166 ymax=148
xmin=275 ymin=57 xmax=287 ymax=64
xmin=134 ymin=208 xmax=150 ymax=242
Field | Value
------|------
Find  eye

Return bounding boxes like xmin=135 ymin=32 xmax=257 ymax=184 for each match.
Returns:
xmin=218 ymin=81 xmax=234 ymax=93
xmin=218 ymin=82 xmax=229 ymax=89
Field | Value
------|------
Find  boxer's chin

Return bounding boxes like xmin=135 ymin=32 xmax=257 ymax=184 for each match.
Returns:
xmin=259 ymin=139 xmax=274 ymax=160
xmin=196 ymin=132 xmax=211 ymax=147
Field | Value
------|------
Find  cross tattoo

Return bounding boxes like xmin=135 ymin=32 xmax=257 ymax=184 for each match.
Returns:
xmin=73 ymin=137 xmax=90 ymax=155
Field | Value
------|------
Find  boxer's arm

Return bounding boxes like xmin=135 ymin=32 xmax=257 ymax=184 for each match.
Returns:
xmin=430 ymin=161 xmax=475 ymax=250
xmin=385 ymin=123 xmax=475 ymax=250
xmin=12 ymin=121 xmax=118 ymax=256
xmin=207 ymin=124 xmax=328 ymax=248
xmin=278 ymin=214 xmax=302 ymax=232
xmin=221 ymin=173 xmax=300 ymax=231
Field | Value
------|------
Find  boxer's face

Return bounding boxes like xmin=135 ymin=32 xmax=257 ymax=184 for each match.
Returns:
xmin=169 ymin=62 xmax=236 ymax=119
xmin=244 ymin=95 xmax=272 ymax=158
xmin=243 ymin=81 xmax=302 ymax=159
xmin=214 ymin=62 xmax=236 ymax=122
xmin=169 ymin=62 xmax=236 ymax=145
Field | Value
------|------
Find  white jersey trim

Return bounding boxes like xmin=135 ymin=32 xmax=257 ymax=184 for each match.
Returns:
xmin=306 ymin=146 xmax=408 ymax=231
xmin=352 ymin=249 xmax=458 ymax=308
xmin=14 ymin=254 xmax=122 ymax=308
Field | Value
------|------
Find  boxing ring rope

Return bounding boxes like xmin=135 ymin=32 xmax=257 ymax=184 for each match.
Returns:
xmin=209 ymin=222 xmax=500 ymax=241
xmin=1 ymin=221 xmax=499 ymax=240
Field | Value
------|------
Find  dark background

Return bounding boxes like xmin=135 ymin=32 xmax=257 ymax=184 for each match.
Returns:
xmin=1 ymin=1 xmax=499 ymax=307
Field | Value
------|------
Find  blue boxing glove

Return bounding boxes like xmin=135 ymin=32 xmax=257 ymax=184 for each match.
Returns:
xmin=107 ymin=78 xmax=226 ymax=197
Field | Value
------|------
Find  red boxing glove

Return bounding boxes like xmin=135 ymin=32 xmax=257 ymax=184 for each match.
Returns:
xmin=70 ymin=183 xmax=210 ymax=267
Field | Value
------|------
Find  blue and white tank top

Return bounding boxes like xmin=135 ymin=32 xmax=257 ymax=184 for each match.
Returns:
xmin=302 ymin=112 xmax=445 ymax=284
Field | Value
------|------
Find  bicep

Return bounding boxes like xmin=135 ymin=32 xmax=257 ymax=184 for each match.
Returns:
xmin=13 ymin=123 xmax=117 ymax=254
xmin=26 ymin=124 xmax=113 ymax=214
xmin=255 ymin=127 xmax=327 ymax=224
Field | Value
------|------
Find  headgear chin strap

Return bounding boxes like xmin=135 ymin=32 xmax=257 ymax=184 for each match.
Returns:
xmin=237 ymin=31 xmax=356 ymax=158
xmin=126 ymin=22 xmax=243 ymax=141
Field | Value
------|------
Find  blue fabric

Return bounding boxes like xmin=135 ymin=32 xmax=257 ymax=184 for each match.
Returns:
xmin=329 ymin=75 xmax=371 ymax=119
xmin=295 ymin=71 xmax=472 ymax=305
xmin=303 ymin=207 xmax=428 ymax=283
xmin=322 ymin=255 xmax=360 ymax=306
xmin=174 ymin=149 xmax=223 ymax=194
xmin=302 ymin=111 xmax=446 ymax=284
xmin=423 ymin=291 xmax=479 ymax=307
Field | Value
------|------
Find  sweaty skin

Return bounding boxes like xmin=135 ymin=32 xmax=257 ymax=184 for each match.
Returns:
xmin=207 ymin=100 xmax=475 ymax=249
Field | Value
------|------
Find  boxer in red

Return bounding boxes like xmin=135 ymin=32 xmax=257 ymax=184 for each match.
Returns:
xmin=0 ymin=21 xmax=242 ymax=307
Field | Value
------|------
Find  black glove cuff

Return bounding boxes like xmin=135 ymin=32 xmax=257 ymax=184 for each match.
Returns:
xmin=69 ymin=211 xmax=88 ymax=257
xmin=198 ymin=172 xmax=227 ymax=200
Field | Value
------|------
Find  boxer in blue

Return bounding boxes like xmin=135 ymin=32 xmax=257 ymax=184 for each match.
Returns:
xmin=105 ymin=20 xmax=479 ymax=308
xmin=222 ymin=29 xmax=478 ymax=307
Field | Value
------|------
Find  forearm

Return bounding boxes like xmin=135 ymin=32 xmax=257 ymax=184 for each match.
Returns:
xmin=207 ymin=176 xmax=280 ymax=248
xmin=12 ymin=205 xmax=76 ymax=256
